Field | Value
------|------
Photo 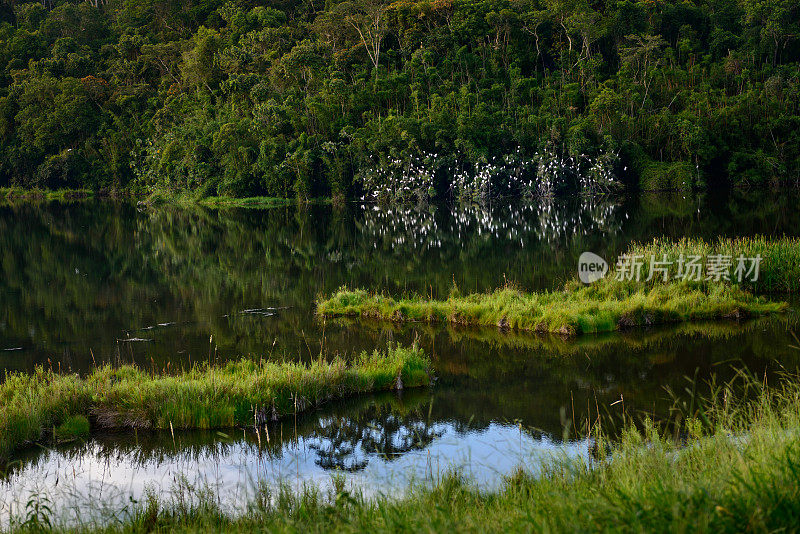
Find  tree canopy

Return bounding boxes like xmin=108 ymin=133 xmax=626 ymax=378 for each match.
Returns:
xmin=0 ymin=0 xmax=798 ymax=198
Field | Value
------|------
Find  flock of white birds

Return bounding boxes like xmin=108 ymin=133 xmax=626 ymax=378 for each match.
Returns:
xmin=359 ymin=146 xmax=621 ymax=203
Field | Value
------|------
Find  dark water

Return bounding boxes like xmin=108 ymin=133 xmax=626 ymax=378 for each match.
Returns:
xmin=2 ymin=190 xmax=799 ymax=372
xmin=2 ymin=190 xmax=800 ymax=524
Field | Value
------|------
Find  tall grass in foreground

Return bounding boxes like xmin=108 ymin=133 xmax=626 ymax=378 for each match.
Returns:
xmin=20 ymin=366 xmax=800 ymax=533
xmin=0 ymin=346 xmax=431 ymax=465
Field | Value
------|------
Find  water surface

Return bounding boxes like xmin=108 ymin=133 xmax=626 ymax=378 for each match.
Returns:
xmin=1 ymin=190 xmax=799 ymax=524
xmin=1 ymin=190 xmax=798 ymax=372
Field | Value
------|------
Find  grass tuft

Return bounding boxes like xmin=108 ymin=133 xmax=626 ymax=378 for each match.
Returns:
xmin=55 ymin=415 xmax=90 ymax=442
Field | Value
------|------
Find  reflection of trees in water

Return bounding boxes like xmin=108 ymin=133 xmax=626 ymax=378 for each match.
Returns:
xmin=308 ymin=404 xmax=443 ymax=472
xmin=533 ymin=196 xmax=621 ymax=244
xmin=0 ymin=199 xmax=626 ymax=370
xmin=356 ymin=197 xmax=624 ymax=253
xmin=2 ymin=392 xmax=442 ymax=479
xmin=322 ymin=311 xmax=800 ymax=439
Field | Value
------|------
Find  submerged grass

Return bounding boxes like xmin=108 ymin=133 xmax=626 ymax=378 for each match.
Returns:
xmin=319 ymin=237 xmax=797 ymax=335
xmin=0 ymin=345 xmax=431 ymax=464
xmin=22 ymin=365 xmax=800 ymax=533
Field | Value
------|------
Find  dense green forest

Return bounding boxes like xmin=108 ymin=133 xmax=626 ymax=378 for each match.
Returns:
xmin=0 ymin=0 xmax=798 ymax=200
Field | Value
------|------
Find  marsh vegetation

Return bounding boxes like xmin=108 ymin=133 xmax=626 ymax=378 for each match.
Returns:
xmin=8 ymin=365 xmax=800 ymax=533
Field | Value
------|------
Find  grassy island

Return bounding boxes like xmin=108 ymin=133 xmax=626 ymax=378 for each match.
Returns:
xmin=318 ymin=283 xmax=785 ymax=336
xmin=318 ymin=237 xmax=798 ymax=335
xmin=0 ymin=345 xmax=431 ymax=464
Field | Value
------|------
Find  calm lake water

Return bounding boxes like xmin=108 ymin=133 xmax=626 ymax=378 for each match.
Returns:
xmin=1 ymin=190 xmax=799 ymax=525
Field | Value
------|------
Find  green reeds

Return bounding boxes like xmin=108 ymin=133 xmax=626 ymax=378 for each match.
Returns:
xmin=0 ymin=345 xmax=431 ymax=464
xmin=628 ymin=236 xmax=800 ymax=293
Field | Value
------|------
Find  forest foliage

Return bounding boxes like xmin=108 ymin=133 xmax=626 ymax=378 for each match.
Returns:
xmin=0 ymin=0 xmax=798 ymax=199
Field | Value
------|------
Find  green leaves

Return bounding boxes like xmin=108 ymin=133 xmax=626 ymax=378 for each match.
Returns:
xmin=0 ymin=0 xmax=798 ymax=195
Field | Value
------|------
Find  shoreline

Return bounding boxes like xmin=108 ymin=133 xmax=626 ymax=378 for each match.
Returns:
xmin=0 ymin=188 xmax=328 ymax=209
xmin=1 ymin=184 xmax=799 ymax=209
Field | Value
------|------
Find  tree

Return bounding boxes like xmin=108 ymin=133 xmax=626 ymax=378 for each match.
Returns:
xmin=325 ymin=0 xmax=390 ymax=72
xmin=619 ymin=33 xmax=667 ymax=108
xmin=181 ymin=26 xmax=223 ymax=91
xmin=740 ymin=0 xmax=799 ymax=65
